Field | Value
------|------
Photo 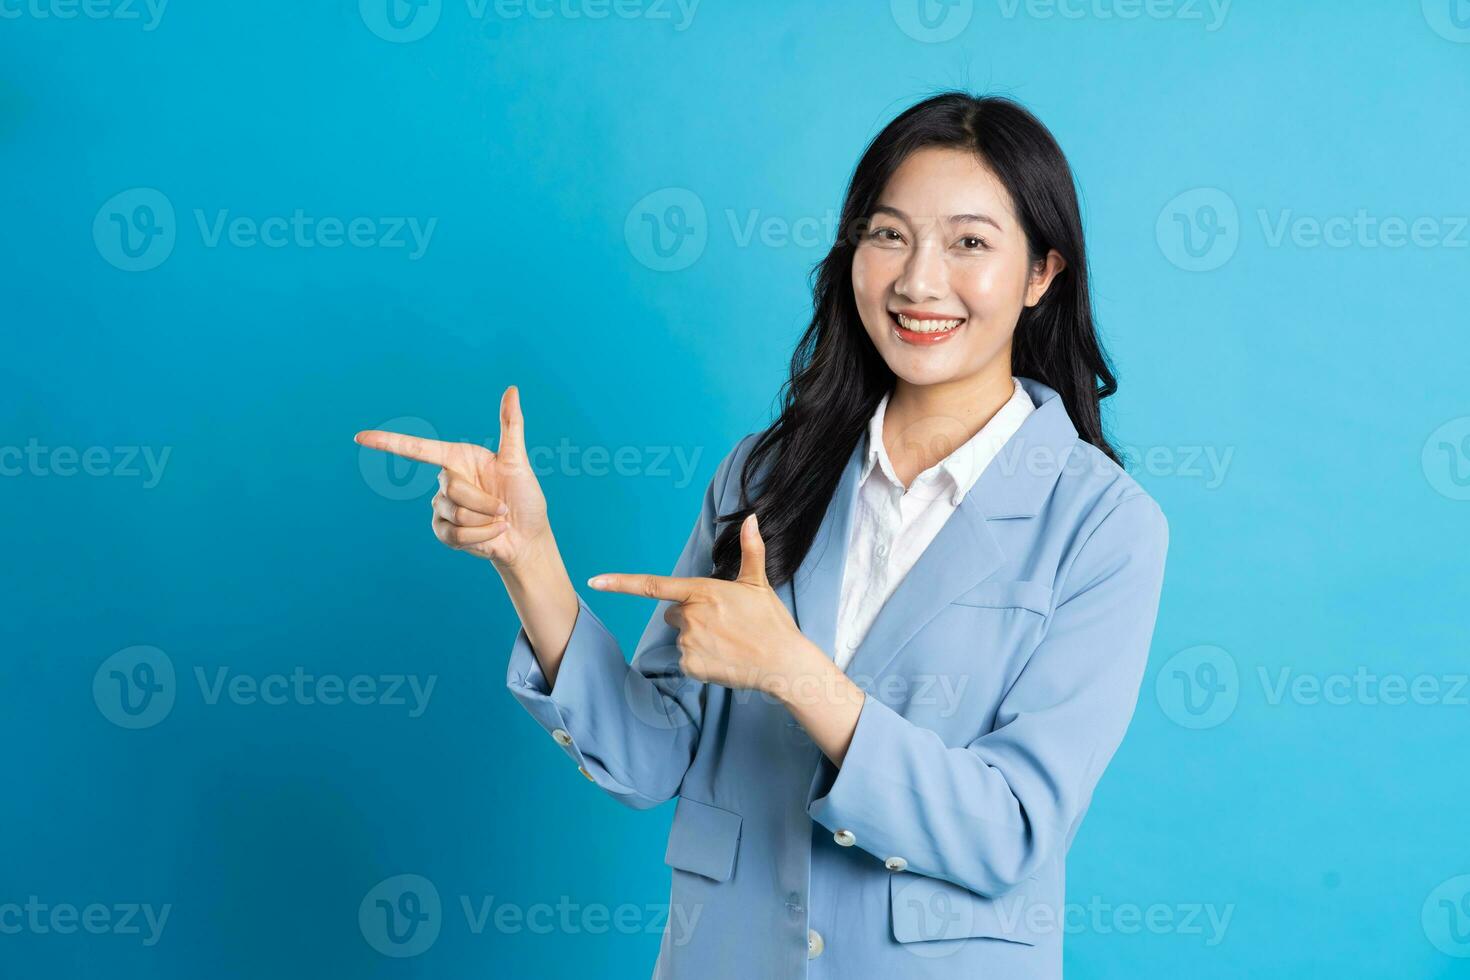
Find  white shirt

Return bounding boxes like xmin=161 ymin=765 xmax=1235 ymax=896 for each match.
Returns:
xmin=832 ymin=377 xmax=1036 ymax=672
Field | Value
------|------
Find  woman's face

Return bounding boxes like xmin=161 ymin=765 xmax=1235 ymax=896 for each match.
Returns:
xmin=851 ymin=146 xmax=1064 ymax=389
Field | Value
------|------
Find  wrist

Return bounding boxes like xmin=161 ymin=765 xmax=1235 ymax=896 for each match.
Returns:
xmin=765 ymin=637 xmax=849 ymax=710
xmin=495 ymin=532 xmax=560 ymax=583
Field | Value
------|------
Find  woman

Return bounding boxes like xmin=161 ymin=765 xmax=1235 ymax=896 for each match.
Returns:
xmin=356 ymin=91 xmax=1170 ymax=979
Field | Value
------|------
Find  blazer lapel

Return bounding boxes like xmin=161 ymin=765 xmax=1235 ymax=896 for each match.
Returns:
xmin=790 ymin=376 xmax=1080 ymax=684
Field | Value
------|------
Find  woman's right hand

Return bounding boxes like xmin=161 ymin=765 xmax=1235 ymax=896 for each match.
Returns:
xmin=355 ymin=385 xmax=550 ymax=570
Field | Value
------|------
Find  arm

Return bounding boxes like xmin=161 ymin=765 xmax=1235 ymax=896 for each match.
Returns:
xmin=503 ymin=436 xmax=749 ymax=809
xmin=801 ymin=493 xmax=1171 ymax=896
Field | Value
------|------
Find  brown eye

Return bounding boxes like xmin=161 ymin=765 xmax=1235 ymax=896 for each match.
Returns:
xmin=959 ymin=236 xmax=989 ymax=250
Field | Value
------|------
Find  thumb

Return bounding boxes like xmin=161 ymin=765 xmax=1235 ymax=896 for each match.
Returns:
xmin=736 ymin=513 xmax=769 ymax=588
xmin=497 ymin=385 xmax=526 ymax=463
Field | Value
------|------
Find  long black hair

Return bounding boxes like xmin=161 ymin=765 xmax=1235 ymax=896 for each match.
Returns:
xmin=709 ymin=91 xmax=1120 ymax=586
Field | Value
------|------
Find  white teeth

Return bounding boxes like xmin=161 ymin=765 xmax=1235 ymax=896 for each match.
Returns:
xmin=895 ymin=313 xmax=963 ymax=333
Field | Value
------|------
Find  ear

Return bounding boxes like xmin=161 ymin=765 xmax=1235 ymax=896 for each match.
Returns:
xmin=1023 ymin=249 xmax=1067 ymax=308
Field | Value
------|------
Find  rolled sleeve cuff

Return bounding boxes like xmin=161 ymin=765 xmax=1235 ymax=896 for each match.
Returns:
xmin=504 ymin=591 xmax=638 ymax=795
xmin=805 ymin=693 xmax=915 ymax=856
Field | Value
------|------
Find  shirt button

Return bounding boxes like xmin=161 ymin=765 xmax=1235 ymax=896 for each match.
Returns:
xmin=807 ymin=928 xmax=824 ymax=958
xmin=874 ymin=543 xmax=889 ymax=559
xmin=551 ymin=728 xmax=572 ymax=747
xmin=885 ymin=856 xmax=908 ymax=872
xmin=833 ymin=829 xmax=856 ymax=847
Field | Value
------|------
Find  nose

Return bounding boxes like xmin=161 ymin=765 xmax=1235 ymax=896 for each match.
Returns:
xmin=892 ymin=236 xmax=948 ymax=304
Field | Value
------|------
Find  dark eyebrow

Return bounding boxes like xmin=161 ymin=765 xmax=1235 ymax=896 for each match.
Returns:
xmin=870 ymin=204 xmax=1003 ymax=232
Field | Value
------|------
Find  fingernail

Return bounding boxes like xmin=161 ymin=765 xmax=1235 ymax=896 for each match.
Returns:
xmin=587 ymin=575 xmax=606 ymax=589
xmin=496 ymin=503 xmax=509 ymax=515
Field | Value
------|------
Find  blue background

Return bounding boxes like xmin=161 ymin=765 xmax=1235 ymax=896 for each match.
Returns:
xmin=4 ymin=1 xmax=1469 ymax=976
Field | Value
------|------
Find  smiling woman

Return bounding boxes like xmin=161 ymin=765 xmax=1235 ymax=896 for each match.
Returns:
xmin=358 ymin=91 xmax=1170 ymax=980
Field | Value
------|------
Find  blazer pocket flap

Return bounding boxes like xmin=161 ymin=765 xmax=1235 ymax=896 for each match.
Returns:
xmin=664 ymin=797 xmax=743 ymax=883
xmin=890 ymin=872 xmax=1049 ymax=946
xmin=950 ymin=580 xmax=1052 ymax=615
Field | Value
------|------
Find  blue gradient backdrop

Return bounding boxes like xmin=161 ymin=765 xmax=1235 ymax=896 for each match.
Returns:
xmin=3 ymin=2 xmax=1469 ymax=977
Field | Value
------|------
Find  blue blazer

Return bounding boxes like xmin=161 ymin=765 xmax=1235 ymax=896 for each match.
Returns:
xmin=506 ymin=376 xmax=1170 ymax=979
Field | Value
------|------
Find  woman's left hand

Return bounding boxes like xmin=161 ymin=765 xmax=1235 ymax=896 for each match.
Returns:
xmin=586 ymin=513 xmax=818 ymax=695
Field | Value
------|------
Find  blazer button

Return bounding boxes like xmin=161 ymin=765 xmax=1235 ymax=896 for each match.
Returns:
xmin=807 ymin=928 xmax=824 ymax=958
xmin=578 ymin=765 xmax=595 ymax=781
xmin=833 ymin=829 xmax=856 ymax=847
xmin=884 ymin=856 xmax=908 ymax=871
xmin=551 ymin=728 xmax=572 ymax=747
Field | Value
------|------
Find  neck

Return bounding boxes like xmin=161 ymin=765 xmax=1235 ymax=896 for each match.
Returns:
xmin=882 ymin=366 xmax=1017 ymax=484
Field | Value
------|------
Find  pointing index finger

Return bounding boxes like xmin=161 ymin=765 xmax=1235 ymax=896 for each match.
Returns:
xmin=355 ymin=430 xmax=454 ymax=467
xmin=587 ymin=573 xmax=702 ymax=603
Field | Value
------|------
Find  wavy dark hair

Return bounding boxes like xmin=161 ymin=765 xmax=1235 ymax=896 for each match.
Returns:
xmin=709 ymin=91 xmax=1119 ymax=586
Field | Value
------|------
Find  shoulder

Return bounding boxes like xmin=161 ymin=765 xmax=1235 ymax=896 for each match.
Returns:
xmin=1053 ymin=439 xmax=1169 ymax=553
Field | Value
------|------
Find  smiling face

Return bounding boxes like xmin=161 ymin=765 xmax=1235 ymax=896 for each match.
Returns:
xmin=851 ymin=145 xmax=1064 ymax=390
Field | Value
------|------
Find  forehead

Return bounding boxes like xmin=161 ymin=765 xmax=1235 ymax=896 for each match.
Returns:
xmin=874 ymin=146 xmax=1016 ymax=224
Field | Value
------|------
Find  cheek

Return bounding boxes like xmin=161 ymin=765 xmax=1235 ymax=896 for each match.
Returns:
xmin=850 ymin=249 xmax=878 ymax=301
xmin=953 ymin=257 xmax=1029 ymax=317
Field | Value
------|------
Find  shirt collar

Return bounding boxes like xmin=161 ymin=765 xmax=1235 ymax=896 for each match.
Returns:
xmin=861 ymin=377 xmax=1037 ymax=505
